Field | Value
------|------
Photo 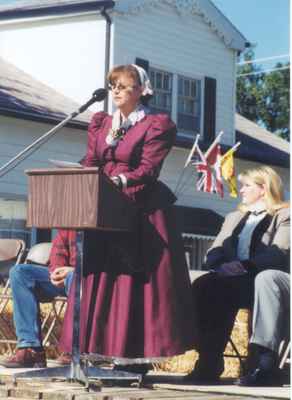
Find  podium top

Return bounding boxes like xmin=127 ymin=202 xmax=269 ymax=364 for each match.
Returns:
xmin=25 ymin=167 xmax=99 ymax=176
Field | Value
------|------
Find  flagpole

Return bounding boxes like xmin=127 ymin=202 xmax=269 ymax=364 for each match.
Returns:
xmin=174 ymin=133 xmax=200 ymax=196
xmin=221 ymin=141 xmax=241 ymax=160
xmin=204 ymin=130 xmax=224 ymax=159
xmin=184 ymin=134 xmax=200 ymax=168
xmin=229 ymin=141 xmax=241 ymax=152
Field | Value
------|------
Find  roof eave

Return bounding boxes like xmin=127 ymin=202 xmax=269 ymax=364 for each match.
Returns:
xmin=0 ymin=108 xmax=88 ymax=131
xmin=0 ymin=1 xmax=115 ymax=21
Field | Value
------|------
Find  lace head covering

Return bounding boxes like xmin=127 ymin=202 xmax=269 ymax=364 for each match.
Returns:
xmin=131 ymin=64 xmax=154 ymax=96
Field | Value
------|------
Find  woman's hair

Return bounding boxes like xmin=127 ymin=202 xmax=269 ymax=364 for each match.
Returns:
xmin=238 ymin=165 xmax=288 ymax=214
xmin=107 ymin=64 xmax=153 ymax=105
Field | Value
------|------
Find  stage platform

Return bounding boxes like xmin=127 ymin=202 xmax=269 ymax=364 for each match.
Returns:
xmin=0 ymin=364 xmax=289 ymax=400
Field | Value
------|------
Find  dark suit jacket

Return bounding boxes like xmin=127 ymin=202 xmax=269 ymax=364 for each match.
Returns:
xmin=204 ymin=207 xmax=290 ymax=274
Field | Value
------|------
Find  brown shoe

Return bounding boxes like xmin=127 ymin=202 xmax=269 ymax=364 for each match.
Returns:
xmin=54 ymin=352 xmax=72 ymax=366
xmin=0 ymin=348 xmax=46 ymax=368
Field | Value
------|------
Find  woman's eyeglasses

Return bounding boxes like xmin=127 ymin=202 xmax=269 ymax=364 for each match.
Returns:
xmin=108 ymin=83 xmax=137 ymax=92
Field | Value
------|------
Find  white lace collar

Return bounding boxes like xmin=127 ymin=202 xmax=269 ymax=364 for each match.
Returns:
xmin=106 ymin=105 xmax=149 ymax=147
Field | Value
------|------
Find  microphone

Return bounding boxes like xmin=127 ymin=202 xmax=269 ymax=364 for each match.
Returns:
xmin=76 ymin=88 xmax=108 ymax=114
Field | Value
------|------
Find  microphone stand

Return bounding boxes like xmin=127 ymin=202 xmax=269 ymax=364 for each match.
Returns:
xmin=0 ymin=114 xmax=76 ymax=178
xmin=5 ymin=92 xmax=142 ymax=387
xmin=0 ymin=90 xmax=104 ymax=178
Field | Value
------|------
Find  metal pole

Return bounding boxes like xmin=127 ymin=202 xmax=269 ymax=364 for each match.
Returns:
xmin=0 ymin=113 xmax=76 ymax=178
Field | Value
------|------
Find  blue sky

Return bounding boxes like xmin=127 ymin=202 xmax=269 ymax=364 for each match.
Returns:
xmin=212 ymin=0 xmax=290 ymax=65
xmin=0 ymin=0 xmax=290 ymax=66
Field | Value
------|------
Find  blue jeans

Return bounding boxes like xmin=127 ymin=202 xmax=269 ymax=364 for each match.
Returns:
xmin=9 ymin=264 xmax=74 ymax=348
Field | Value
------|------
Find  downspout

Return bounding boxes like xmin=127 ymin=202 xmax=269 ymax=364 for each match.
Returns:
xmin=101 ymin=6 xmax=112 ymax=112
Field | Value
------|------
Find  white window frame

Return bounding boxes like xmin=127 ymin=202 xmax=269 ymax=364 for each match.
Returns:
xmin=149 ymin=68 xmax=173 ymax=114
xmin=177 ymin=75 xmax=202 ymax=135
xmin=149 ymin=65 xmax=204 ymax=138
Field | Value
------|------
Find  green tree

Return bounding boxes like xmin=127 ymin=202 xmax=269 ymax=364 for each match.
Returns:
xmin=259 ymin=62 xmax=290 ymax=141
xmin=236 ymin=49 xmax=264 ymax=122
xmin=236 ymin=50 xmax=290 ymax=141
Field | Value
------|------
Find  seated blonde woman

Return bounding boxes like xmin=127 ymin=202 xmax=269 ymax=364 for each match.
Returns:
xmin=187 ymin=166 xmax=290 ymax=386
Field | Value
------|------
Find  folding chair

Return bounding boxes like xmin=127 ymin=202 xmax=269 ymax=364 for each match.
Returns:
xmin=0 ymin=238 xmax=26 ymax=353
xmin=0 ymin=241 xmax=68 ymax=354
xmin=279 ymin=340 xmax=290 ymax=370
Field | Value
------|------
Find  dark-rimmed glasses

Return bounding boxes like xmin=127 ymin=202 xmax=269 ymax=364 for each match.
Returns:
xmin=108 ymin=83 xmax=138 ymax=92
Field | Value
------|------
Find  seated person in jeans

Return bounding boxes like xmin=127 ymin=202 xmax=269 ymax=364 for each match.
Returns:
xmin=188 ymin=166 xmax=290 ymax=385
xmin=0 ymin=229 xmax=76 ymax=368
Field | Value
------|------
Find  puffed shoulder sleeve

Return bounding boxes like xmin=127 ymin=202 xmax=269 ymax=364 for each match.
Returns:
xmin=82 ymin=112 xmax=108 ymax=167
xmin=122 ymin=114 xmax=176 ymax=187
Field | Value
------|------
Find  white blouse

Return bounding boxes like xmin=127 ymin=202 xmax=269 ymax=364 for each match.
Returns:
xmin=237 ymin=206 xmax=267 ymax=260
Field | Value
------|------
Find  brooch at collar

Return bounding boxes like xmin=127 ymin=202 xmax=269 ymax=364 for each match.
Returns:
xmin=106 ymin=127 xmax=128 ymax=146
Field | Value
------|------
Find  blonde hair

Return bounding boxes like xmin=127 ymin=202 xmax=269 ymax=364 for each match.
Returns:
xmin=238 ymin=165 xmax=288 ymax=214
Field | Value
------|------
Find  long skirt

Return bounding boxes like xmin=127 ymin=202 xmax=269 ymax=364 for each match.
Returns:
xmin=59 ymin=206 xmax=195 ymax=362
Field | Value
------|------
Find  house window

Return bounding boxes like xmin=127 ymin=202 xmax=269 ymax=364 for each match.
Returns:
xmin=149 ymin=68 xmax=172 ymax=115
xmin=148 ymin=67 xmax=202 ymax=135
xmin=177 ymin=76 xmax=201 ymax=133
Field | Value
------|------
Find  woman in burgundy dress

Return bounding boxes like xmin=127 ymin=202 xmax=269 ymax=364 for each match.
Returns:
xmin=59 ymin=64 xmax=195 ymax=368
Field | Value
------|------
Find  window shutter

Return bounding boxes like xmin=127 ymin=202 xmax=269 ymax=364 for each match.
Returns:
xmin=203 ymin=77 xmax=216 ymax=142
xmin=135 ymin=58 xmax=149 ymax=72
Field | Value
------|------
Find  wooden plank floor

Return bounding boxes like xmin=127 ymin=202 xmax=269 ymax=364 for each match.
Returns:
xmin=0 ymin=366 xmax=289 ymax=400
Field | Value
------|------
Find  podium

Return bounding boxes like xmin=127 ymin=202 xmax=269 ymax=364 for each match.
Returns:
xmin=13 ymin=168 xmax=141 ymax=386
xmin=26 ymin=167 xmax=137 ymax=231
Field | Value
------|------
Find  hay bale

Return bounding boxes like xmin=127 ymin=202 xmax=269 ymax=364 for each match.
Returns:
xmin=155 ymin=309 xmax=249 ymax=378
xmin=0 ymin=288 xmax=65 ymax=358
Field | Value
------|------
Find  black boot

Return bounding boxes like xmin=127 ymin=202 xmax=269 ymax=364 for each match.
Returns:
xmin=237 ymin=345 xmax=281 ymax=386
xmin=184 ymin=354 xmax=224 ymax=384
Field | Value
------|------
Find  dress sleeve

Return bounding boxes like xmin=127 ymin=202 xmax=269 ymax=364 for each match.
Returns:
xmin=122 ymin=114 xmax=176 ymax=187
xmin=48 ymin=230 xmax=77 ymax=273
xmin=82 ymin=112 xmax=108 ymax=167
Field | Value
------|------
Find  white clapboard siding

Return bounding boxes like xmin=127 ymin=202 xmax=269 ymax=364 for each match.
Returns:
xmin=0 ymin=116 xmax=87 ymax=197
xmin=0 ymin=198 xmax=27 ymax=219
xmin=0 ymin=15 xmax=106 ymax=105
xmin=112 ymin=1 xmax=236 ymax=144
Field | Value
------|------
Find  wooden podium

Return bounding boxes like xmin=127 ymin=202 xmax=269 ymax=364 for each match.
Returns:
xmin=14 ymin=168 xmax=140 ymax=385
xmin=26 ymin=167 xmax=136 ymax=231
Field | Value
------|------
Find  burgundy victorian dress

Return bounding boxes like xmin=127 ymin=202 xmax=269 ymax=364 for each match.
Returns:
xmin=59 ymin=109 xmax=195 ymax=362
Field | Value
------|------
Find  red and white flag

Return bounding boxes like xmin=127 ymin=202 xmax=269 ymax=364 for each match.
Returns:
xmin=206 ymin=143 xmax=223 ymax=197
xmin=191 ymin=142 xmax=223 ymax=197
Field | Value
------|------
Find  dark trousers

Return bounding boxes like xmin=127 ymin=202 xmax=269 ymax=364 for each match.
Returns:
xmin=192 ymin=272 xmax=255 ymax=366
